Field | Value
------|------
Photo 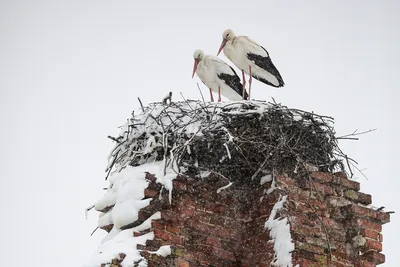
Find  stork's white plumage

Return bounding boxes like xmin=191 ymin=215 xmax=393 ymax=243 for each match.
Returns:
xmin=217 ymin=29 xmax=284 ymax=99
xmin=192 ymin=49 xmax=247 ymax=102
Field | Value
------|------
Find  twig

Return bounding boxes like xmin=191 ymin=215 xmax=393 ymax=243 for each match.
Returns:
xmin=107 ymin=135 xmax=122 ymax=143
xmin=337 ymin=128 xmax=377 ymax=139
xmin=90 ymin=226 xmax=99 ymax=236
xmin=251 ymin=157 xmax=269 ymax=180
xmin=197 ymin=83 xmax=206 ymax=105
xmin=105 ymin=150 xmax=119 ymax=180
xmin=137 ymin=97 xmax=145 ymax=113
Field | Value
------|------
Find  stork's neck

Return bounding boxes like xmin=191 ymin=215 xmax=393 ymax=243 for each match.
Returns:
xmin=223 ymin=38 xmax=236 ymax=61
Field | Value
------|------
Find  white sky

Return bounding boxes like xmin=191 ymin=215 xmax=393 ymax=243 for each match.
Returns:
xmin=0 ymin=1 xmax=399 ymax=266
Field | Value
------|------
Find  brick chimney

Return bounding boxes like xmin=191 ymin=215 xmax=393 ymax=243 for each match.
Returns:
xmin=85 ymin=101 xmax=390 ymax=267
xmin=129 ymin=170 xmax=388 ymax=267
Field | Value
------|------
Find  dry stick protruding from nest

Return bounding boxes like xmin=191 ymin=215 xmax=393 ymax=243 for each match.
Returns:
xmin=107 ymin=135 xmax=122 ymax=143
xmin=137 ymin=97 xmax=145 ymax=113
xmin=90 ymin=226 xmax=99 ymax=236
xmin=105 ymin=150 xmax=119 ymax=180
xmin=197 ymin=83 xmax=206 ymax=105
xmin=336 ymin=128 xmax=377 ymax=140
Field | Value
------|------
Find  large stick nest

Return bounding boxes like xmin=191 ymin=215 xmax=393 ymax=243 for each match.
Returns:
xmin=105 ymin=100 xmax=348 ymax=183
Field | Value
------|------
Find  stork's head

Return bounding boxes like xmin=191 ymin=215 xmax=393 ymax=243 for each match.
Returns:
xmin=217 ymin=29 xmax=235 ymax=56
xmin=192 ymin=49 xmax=204 ymax=78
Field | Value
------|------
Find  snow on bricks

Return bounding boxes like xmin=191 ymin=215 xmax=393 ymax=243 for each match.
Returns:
xmin=84 ymin=100 xmax=390 ymax=267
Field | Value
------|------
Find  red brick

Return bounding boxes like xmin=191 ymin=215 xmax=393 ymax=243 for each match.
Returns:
xmin=172 ymin=180 xmax=187 ymax=191
xmin=151 ymin=220 xmax=165 ymax=230
xmin=337 ymin=178 xmax=360 ymax=191
xmin=153 ymin=229 xmax=184 ymax=245
xmin=291 ymin=223 xmax=323 ymax=239
xmin=321 ymin=216 xmax=341 ymax=229
xmin=330 ymin=260 xmax=351 ymax=267
xmin=310 ymin=172 xmax=360 ymax=191
xmin=310 ymin=172 xmax=334 ymax=183
xmin=344 ymin=190 xmax=372 ymax=205
xmin=166 ymin=222 xmax=180 ymax=234
xmin=209 ymin=214 xmax=225 ymax=225
xmin=343 ymin=204 xmax=390 ymax=224
xmin=193 ymin=209 xmax=212 ymax=223
xmin=175 ymin=258 xmax=190 ymax=267
xmin=186 ymin=220 xmax=215 ymax=234
xmin=144 ymin=188 xmax=158 ymax=198
xmin=205 ymin=236 xmax=221 ymax=247
xmin=362 ymin=251 xmax=385 ymax=265
xmin=290 ymin=214 xmax=319 ymax=228
xmin=357 ymin=260 xmax=376 ymax=267
xmin=361 ymin=228 xmax=381 ymax=241
xmin=211 ymin=246 xmax=236 ymax=261
xmin=364 ymin=238 xmax=382 ymax=252
xmin=185 ymin=251 xmax=210 ymax=265
xmin=214 ymin=226 xmax=239 ymax=240
xmin=204 ymin=202 xmax=226 ymax=213
xmin=295 ymin=241 xmax=325 ymax=254
xmin=304 ymin=236 xmax=332 ymax=250
xmin=144 ymin=172 xmax=157 ymax=182
xmin=160 ymin=210 xmax=179 ymax=222
xmin=177 ymin=205 xmax=195 ymax=218
xmin=176 ymin=194 xmax=197 ymax=207
xmin=293 ymin=257 xmax=321 ymax=267
xmin=287 ymin=188 xmax=314 ymax=203
xmin=333 ymin=172 xmax=360 ymax=191
xmin=313 ymin=182 xmax=334 ymax=195
xmin=355 ymin=218 xmax=383 ymax=232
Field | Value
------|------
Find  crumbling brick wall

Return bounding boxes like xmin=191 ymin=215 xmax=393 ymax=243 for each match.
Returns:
xmin=101 ymin=171 xmax=390 ymax=267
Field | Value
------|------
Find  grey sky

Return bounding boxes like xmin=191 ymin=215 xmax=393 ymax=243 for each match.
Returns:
xmin=0 ymin=1 xmax=399 ymax=266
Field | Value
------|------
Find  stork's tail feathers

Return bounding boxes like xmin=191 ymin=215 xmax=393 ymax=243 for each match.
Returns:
xmin=254 ymin=74 xmax=285 ymax=88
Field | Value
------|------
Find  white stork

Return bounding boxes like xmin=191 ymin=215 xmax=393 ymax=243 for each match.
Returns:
xmin=192 ymin=49 xmax=248 ymax=102
xmin=217 ymin=29 xmax=284 ymax=99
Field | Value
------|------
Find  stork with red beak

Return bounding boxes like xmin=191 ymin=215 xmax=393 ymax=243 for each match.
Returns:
xmin=217 ymin=29 xmax=284 ymax=99
xmin=192 ymin=49 xmax=247 ymax=102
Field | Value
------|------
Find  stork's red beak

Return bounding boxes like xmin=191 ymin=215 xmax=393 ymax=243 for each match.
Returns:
xmin=192 ymin=59 xmax=199 ymax=78
xmin=217 ymin=39 xmax=227 ymax=56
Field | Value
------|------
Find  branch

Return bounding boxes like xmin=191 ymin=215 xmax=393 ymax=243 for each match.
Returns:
xmin=107 ymin=135 xmax=122 ymax=143
xmin=197 ymin=83 xmax=206 ymax=105
xmin=337 ymin=128 xmax=377 ymax=140
xmin=137 ymin=97 xmax=145 ymax=113
xmin=90 ymin=226 xmax=99 ymax=236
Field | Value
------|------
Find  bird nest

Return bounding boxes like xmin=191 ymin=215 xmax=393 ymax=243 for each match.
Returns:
xmin=105 ymin=99 xmax=350 ymax=183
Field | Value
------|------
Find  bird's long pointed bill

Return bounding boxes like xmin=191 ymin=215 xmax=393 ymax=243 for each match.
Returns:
xmin=217 ymin=39 xmax=227 ymax=56
xmin=192 ymin=59 xmax=199 ymax=78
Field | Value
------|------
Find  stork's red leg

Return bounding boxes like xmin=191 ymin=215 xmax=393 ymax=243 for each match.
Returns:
xmin=248 ymin=65 xmax=252 ymax=100
xmin=218 ymin=87 xmax=221 ymax=102
xmin=209 ymin=88 xmax=214 ymax=102
xmin=241 ymin=70 xmax=246 ymax=100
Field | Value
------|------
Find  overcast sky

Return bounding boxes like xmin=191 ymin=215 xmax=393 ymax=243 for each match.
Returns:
xmin=1 ymin=1 xmax=399 ymax=266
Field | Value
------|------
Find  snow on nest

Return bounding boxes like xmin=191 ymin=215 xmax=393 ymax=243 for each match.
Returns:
xmin=104 ymin=99 xmax=341 ymax=187
xmin=105 ymin=100 xmax=273 ymax=173
xmin=265 ymin=195 xmax=294 ymax=267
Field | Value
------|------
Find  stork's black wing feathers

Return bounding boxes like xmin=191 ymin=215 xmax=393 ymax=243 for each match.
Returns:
xmin=218 ymin=67 xmax=248 ymax=100
xmin=246 ymin=46 xmax=285 ymax=87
